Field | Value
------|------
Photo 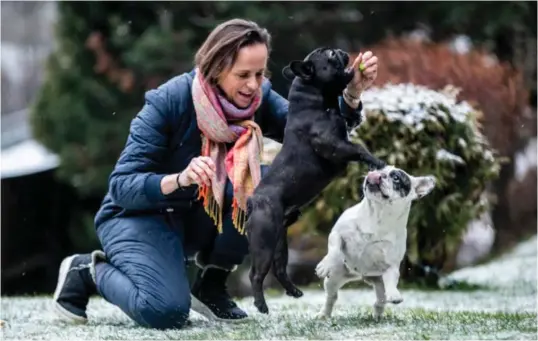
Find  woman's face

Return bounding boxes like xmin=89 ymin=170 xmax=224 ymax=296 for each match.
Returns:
xmin=218 ymin=43 xmax=268 ymax=109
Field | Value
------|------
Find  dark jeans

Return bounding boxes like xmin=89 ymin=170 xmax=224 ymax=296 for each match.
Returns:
xmin=93 ymin=166 xmax=267 ymax=329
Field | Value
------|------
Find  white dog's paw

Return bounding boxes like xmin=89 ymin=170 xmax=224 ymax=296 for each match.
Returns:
xmin=315 ymin=260 xmax=330 ymax=278
xmin=373 ymin=303 xmax=385 ymax=320
xmin=386 ymin=291 xmax=403 ymax=304
xmin=315 ymin=311 xmax=330 ymax=320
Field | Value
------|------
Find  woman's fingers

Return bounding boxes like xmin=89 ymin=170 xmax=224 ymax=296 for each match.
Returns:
xmin=187 ymin=169 xmax=203 ymax=186
xmin=188 ymin=156 xmax=217 ymax=186
xmin=362 ymin=55 xmax=377 ymax=69
xmin=197 ymin=157 xmax=216 ymax=179
xmin=197 ymin=156 xmax=216 ymax=172
xmin=361 ymin=51 xmax=373 ymax=63
xmin=190 ymin=161 xmax=212 ymax=185
xmin=363 ymin=65 xmax=377 ymax=79
xmin=182 ymin=156 xmax=217 ymax=187
xmin=352 ymin=52 xmax=363 ymax=69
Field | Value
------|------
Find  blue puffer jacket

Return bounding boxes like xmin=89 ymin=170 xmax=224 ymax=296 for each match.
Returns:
xmin=94 ymin=69 xmax=360 ymax=229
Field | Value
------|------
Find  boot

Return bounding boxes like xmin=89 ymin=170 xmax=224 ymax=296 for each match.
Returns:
xmin=190 ymin=253 xmax=248 ymax=322
xmin=52 ymin=250 xmax=106 ymax=323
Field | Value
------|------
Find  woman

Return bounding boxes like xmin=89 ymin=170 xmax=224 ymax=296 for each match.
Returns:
xmin=52 ymin=18 xmax=380 ymax=329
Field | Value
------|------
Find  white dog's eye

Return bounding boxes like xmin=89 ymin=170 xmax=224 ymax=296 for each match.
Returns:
xmin=391 ymin=174 xmax=400 ymax=182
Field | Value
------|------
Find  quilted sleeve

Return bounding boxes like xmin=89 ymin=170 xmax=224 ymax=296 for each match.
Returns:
xmin=258 ymin=79 xmax=289 ymax=143
xmin=338 ymin=96 xmax=364 ymax=129
xmin=108 ymin=79 xmax=184 ymax=210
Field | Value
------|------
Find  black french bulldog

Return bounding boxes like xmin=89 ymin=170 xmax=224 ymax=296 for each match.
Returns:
xmin=245 ymin=47 xmax=386 ymax=314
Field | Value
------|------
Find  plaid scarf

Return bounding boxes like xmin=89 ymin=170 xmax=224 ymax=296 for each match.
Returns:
xmin=191 ymin=69 xmax=264 ymax=234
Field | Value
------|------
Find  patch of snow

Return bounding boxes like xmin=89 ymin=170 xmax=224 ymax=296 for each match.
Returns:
xmin=407 ymin=28 xmax=431 ymax=43
xmin=361 ymin=83 xmax=475 ymax=129
xmin=436 ymin=149 xmax=466 ymax=165
xmin=450 ymin=35 xmax=473 ymax=54
xmin=456 ymin=211 xmax=495 ymax=268
xmin=1 ymin=139 xmax=60 ymax=179
xmin=483 ymin=149 xmax=495 ymax=162
xmin=441 ymin=235 xmax=537 ymax=291
xmin=514 ymin=137 xmax=537 ymax=182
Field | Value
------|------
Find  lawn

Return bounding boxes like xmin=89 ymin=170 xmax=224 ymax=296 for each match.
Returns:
xmin=2 ymin=236 xmax=536 ymax=340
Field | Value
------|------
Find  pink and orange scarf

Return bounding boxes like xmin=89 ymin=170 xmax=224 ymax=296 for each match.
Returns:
xmin=191 ymin=69 xmax=264 ymax=234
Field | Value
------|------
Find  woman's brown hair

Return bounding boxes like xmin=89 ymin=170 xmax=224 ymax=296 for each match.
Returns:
xmin=194 ymin=18 xmax=272 ymax=85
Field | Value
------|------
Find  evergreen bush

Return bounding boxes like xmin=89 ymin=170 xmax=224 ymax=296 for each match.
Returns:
xmin=298 ymin=83 xmax=502 ymax=284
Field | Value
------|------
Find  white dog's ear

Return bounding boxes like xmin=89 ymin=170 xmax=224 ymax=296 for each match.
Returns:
xmin=413 ymin=175 xmax=436 ymax=199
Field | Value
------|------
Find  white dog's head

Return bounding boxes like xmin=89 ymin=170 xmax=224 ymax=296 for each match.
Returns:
xmin=362 ymin=165 xmax=436 ymax=203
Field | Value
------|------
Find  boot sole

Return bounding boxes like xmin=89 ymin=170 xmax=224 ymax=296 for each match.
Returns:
xmin=51 ymin=255 xmax=88 ymax=324
xmin=190 ymin=295 xmax=249 ymax=324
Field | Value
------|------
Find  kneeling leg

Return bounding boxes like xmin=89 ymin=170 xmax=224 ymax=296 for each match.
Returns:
xmin=96 ymin=215 xmax=191 ymax=329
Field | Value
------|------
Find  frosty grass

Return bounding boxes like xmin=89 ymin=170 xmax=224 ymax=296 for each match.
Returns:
xmin=1 ymin=236 xmax=536 ymax=340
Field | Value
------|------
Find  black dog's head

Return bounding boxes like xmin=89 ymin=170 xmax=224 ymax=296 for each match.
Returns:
xmin=282 ymin=47 xmax=354 ymax=92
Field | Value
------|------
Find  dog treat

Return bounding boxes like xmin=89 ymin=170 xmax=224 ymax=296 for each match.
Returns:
xmin=359 ymin=63 xmax=366 ymax=72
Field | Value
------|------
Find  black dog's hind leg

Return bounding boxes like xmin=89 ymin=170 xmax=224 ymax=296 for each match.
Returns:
xmin=272 ymin=210 xmax=304 ymax=298
xmin=247 ymin=196 xmax=282 ymax=314
xmin=311 ymin=125 xmax=386 ymax=170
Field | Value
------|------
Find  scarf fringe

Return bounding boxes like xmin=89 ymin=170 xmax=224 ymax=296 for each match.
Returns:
xmin=198 ymin=185 xmax=223 ymax=233
xmin=198 ymin=185 xmax=248 ymax=235
xmin=232 ymin=198 xmax=248 ymax=235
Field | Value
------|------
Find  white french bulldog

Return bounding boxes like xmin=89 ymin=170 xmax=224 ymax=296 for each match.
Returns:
xmin=315 ymin=166 xmax=436 ymax=320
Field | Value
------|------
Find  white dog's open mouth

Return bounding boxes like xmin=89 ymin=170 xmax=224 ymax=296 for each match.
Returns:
xmin=366 ymin=182 xmax=390 ymax=200
xmin=378 ymin=186 xmax=390 ymax=200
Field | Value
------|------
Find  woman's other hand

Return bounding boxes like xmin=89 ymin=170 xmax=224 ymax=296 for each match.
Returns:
xmin=178 ymin=156 xmax=216 ymax=187
xmin=347 ymin=50 xmax=378 ymax=97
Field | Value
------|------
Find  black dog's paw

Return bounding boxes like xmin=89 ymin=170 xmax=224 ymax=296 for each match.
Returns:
xmin=286 ymin=287 xmax=304 ymax=298
xmin=254 ymin=299 xmax=269 ymax=314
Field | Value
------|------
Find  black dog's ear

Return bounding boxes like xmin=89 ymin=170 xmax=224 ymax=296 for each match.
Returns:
xmin=282 ymin=64 xmax=296 ymax=81
xmin=291 ymin=60 xmax=314 ymax=81
xmin=282 ymin=60 xmax=314 ymax=81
